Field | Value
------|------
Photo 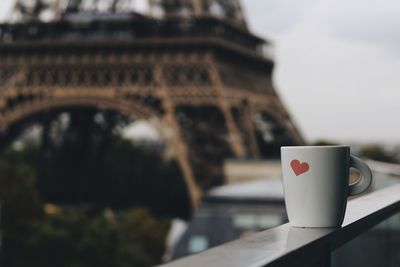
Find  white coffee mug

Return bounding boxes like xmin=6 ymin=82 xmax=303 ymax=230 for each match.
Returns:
xmin=281 ymin=145 xmax=372 ymax=228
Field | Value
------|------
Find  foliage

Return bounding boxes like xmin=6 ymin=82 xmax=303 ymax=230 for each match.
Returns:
xmin=15 ymin=109 xmax=191 ymax=219
xmin=120 ymin=208 xmax=170 ymax=265
xmin=0 ymin=157 xmax=43 ymax=266
xmin=11 ymin=136 xmax=190 ymax=218
xmin=0 ymin=109 xmax=192 ymax=266
xmin=17 ymin=208 xmax=169 ymax=267
xmin=0 ymin=157 xmax=42 ymax=229
xmin=0 ymin=156 xmax=170 ymax=267
xmin=311 ymin=140 xmax=340 ymax=146
xmin=360 ymin=144 xmax=398 ymax=163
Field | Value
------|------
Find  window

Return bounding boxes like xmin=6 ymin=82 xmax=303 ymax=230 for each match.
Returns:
xmin=188 ymin=235 xmax=209 ymax=254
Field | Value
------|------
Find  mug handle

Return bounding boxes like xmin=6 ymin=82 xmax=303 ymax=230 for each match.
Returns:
xmin=348 ymin=155 xmax=373 ymax=196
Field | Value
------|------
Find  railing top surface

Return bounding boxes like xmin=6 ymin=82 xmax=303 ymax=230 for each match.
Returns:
xmin=160 ymin=183 xmax=400 ymax=267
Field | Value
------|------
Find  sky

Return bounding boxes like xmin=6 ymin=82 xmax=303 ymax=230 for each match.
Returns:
xmin=0 ymin=0 xmax=400 ymax=143
xmin=244 ymin=0 xmax=400 ymax=143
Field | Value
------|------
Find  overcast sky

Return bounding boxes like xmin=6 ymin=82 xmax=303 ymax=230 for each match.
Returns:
xmin=244 ymin=0 xmax=400 ymax=143
xmin=0 ymin=0 xmax=399 ymax=143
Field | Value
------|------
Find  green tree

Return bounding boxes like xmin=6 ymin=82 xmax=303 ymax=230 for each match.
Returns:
xmin=0 ymin=108 xmax=189 ymax=266
xmin=360 ymin=144 xmax=398 ymax=163
xmin=120 ymin=208 xmax=170 ymax=264
xmin=311 ymin=140 xmax=340 ymax=146
xmin=0 ymin=156 xmax=43 ymax=266
xmin=7 ymin=109 xmax=192 ymax=218
xmin=18 ymin=208 xmax=169 ymax=267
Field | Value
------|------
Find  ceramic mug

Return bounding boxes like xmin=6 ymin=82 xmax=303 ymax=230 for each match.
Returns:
xmin=281 ymin=145 xmax=372 ymax=228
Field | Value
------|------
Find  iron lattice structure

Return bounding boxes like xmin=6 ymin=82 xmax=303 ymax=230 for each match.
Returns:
xmin=0 ymin=0 xmax=304 ymax=207
xmin=8 ymin=0 xmax=246 ymax=26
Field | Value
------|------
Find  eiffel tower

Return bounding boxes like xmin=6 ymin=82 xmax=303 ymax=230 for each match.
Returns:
xmin=0 ymin=0 xmax=304 ymax=208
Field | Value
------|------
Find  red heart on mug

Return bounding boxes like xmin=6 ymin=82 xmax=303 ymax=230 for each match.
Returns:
xmin=290 ymin=160 xmax=309 ymax=176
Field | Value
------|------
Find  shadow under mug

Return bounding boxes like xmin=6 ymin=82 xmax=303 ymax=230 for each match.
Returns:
xmin=281 ymin=145 xmax=372 ymax=228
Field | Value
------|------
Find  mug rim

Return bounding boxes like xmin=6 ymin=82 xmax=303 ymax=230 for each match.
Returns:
xmin=281 ymin=145 xmax=349 ymax=149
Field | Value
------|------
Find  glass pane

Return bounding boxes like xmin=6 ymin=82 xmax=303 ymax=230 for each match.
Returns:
xmin=188 ymin=236 xmax=209 ymax=254
xmin=332 ymin=211 xmax=400 ymax=267
xmin=233 ymin=214 xmax=257 ymax=229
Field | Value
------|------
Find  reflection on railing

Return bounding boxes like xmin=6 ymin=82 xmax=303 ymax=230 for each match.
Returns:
xmin=160 ymin=183 xmax=400 ymax=267
xmin=332 ymin=212 xmax=400 ymax=266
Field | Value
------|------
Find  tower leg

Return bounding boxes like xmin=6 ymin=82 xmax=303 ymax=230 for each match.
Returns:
xmin=243 ymin=103 xmax=260 ymax=158
xmin=163 ymin=104 xmax=202 ymax=210
xmin=155 ymin=66 xmax=202 ymax=210
xmin=205 ymin=53 xmax=247 ymax=158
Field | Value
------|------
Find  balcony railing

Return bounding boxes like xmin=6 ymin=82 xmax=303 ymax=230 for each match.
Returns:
xmin=160 ymin=183 xmax=400 ymax=267
xmin=0 ymin=17 xmax=267 ymax=56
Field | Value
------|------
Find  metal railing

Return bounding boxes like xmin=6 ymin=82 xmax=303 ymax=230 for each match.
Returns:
xmin=0 ymin=17 xmax=266 ymax=53
xmin=160 ymin=183 xmax=400 ymax=267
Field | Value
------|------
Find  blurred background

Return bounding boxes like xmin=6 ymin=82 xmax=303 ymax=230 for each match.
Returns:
xmin=0 ymin=0 xmax=399 ymax=266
